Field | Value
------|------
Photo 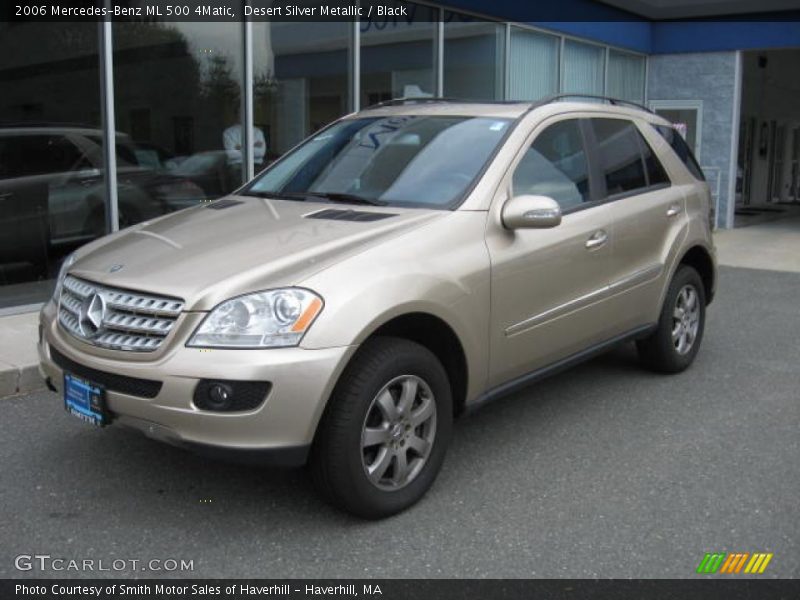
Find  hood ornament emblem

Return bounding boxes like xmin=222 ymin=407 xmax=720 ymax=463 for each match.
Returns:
xmin=109 ymin=264 xmax=124 ymax=273
xmin=78 ymin=292 xmax=106 ymax=339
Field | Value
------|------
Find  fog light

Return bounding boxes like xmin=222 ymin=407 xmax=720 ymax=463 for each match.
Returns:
xmin=193 ymin=379 xmax=271 ymax=412
xmin=208 ymin=383 xmax=233 ymax=409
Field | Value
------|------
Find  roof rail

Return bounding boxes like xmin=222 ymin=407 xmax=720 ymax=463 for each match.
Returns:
xmin=361 ymin=94 xmax=654 ymax=116
xmin=365 ymin=96 xmax=535 ymax=109
xmin=365 ymin=97 xmax=479 ymax=109
xmin=533 ymin=94 xmax=654 ymax=114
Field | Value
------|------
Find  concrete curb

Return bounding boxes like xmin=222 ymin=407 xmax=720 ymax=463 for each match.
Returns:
xmin=0 ymin=311 xmax=44 ymax=399
xmin=0 ymin=362 xmax=44 ymax=399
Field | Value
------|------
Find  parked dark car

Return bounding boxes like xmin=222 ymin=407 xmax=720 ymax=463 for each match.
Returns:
xmin=0 ymin=125 xmax=208 ymax=283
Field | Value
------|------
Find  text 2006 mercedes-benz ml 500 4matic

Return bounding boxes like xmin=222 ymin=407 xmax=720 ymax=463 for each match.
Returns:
xmin=39 ymin=97 xmax=716 ymax=518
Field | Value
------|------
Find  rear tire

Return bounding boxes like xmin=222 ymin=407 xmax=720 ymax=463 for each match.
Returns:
xmin=637 ymin=265 xmax=706 ymax=373
xmin=310 ymin=337 xmax=452 ymax=519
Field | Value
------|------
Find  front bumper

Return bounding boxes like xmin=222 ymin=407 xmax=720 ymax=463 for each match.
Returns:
xmin=39 ymin=302 xmax=355 ymax=466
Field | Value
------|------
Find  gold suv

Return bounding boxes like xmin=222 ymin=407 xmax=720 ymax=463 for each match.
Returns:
xmin=39 ymin=97 xmax=716 ymax=518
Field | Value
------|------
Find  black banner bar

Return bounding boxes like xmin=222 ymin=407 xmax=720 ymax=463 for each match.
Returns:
xmin=5 ymin=0 xmax=800 ymax=22
xmin=3 ymin=579 xmax=800 ymax=600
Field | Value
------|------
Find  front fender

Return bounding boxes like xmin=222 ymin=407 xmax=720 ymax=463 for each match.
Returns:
xmin=298 ymin=212 xmax=491 ymax=403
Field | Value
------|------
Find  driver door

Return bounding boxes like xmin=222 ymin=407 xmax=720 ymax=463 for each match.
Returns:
xmin=485 ymin=116 xmax=619 ymax=388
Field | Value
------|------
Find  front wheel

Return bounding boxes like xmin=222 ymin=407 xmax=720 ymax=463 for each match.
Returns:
xmin=637 ymin=265 xmax=706 ymax=373
xmin=310 ymin=337 xmax=452 ymax=519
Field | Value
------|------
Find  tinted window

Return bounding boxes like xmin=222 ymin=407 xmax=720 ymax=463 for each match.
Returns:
xmin=0 ymin=135 xmax=91 ymax=179
xmin=590 ymin=118 xmax=647 ymax=195
xmin=640 ymin=134 xmax=670 ymax=187
xmin=512 ymin=119 xmax=590 ymax=211
xmin=654 ymin=124 xmax=705 ymax=181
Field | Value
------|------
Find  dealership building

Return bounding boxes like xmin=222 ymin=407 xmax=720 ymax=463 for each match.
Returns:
xmin=1 ymin=0 xmax=799 ymax=312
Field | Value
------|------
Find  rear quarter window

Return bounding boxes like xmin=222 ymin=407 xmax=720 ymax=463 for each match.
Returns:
xmin=653 ymin=124 xmax=705 ymax=181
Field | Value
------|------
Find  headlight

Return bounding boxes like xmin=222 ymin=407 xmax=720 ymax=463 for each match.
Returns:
xmin=187 ymin=288 xmax=323 ymax=348
xmin=52 ymin=253 xmax=77 ymax=301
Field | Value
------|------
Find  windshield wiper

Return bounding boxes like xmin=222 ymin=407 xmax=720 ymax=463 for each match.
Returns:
xmin=241 ymin=190 xmax=386 ymax=206
xmin=240 ymin=190 xmax=309 ymax=202
xmin=302 ymin=192 xmax=388 ymax=206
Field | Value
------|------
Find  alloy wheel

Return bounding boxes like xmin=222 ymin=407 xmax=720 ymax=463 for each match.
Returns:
xmin=672 ymin=284 xmax=700 ymax=355
xmin=361 ymin=375 xmax=437 ymax=491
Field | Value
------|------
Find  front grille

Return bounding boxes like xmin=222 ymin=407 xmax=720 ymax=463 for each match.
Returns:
xmin=58 ymin=275 xmax=184 ymax=352
xmin=50 ymin=347 xmax=163 ymax=399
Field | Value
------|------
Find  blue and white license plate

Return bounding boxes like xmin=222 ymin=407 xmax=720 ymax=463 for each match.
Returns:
xmin=64 ymin=373 xmax=107 ymax=426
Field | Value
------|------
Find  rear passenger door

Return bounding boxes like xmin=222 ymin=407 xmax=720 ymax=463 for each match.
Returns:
xmin=585 ymin=117 xmax=688 ymax=332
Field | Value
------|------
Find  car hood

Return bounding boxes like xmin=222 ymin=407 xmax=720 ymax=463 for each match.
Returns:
xmin=70 ymin=195 xmax=443 ymax=311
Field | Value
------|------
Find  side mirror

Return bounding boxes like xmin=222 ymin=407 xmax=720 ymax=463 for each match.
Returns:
xmin=502 ymin=195 xmax=562 ymax=230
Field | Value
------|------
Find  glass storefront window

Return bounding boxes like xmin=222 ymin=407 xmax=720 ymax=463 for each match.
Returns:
xmin=508 ymin=27 xmax=560 ymax=101
xmin=252 ymin=21 xmax=351 ymax=168
xmin=561 ymin=39 xmax=606 ymax=97
xmin=443 ymin=13 xmax=505 ymax=101
xmin=0 ymin=13 xmax=650 ymax=312
xmin=111 ymin=20 xmax=243 ymax=230
xmin=607 ymin=50 xmax=646 ymax=103
xmin=0 ymin=23 xmax=104 ymax=308
xmin=360 ymin=2 xmax=437 ymax=106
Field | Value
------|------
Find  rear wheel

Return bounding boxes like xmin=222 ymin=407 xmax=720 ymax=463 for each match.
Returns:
xmin=310 ymin=337 xmax=452 ymax=519
xmin=637 ymin=265 xmax=706 ymax=373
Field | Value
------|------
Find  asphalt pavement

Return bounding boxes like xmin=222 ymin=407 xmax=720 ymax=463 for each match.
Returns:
xmin=1 ymin=265 xmax=798 ymax=578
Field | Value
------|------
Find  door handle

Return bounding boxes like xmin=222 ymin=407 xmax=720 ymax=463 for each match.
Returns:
xmin=667 ymin=204 xmax=682 ymax=217
xmin=585 ymin=229 xmax=608 ymax=250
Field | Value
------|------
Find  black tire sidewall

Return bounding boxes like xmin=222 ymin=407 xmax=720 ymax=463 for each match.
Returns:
xmin=316 ymin=337 xmax=452 ymax=518
xmin=647 ymin=265 xmax=706 ymax=372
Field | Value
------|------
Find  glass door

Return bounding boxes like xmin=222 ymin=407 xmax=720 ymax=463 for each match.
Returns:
xmin=737 ymin=118 xmax=756 ymax=206
xmin=769 ymin=124 xmax=785 ymax=202
xmin=649 ymin=100 xmax=703 ymax=161
xmin=790 ymin=127 xmax=800 ymax=203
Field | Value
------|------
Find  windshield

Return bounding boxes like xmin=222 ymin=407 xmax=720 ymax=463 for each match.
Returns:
xmin=243 ymin=115 xmax=511 ymax=208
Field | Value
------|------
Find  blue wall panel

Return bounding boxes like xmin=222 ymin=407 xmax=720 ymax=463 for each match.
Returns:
xmin=651 ymin=21 xmax=800 ymax=54
xmin=533 ymin=21 xmax=652 ymax=53
xmin=440 ymin=0 xmax=651 ymax=52
xmin=441 ymin=0 xmax=641 ymax=22
xmin=443 ymin=0 xmax=800 ymax=54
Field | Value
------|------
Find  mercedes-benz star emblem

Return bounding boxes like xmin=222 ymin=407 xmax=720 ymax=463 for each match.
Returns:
xmin=78 ymin=292 xmax=106 ymax=338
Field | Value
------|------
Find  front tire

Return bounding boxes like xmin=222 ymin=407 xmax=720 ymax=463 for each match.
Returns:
xmin=310 ymin=337 xmax=452 ymax=519
xmin=637 ymin=265 xmax=706 ymax=373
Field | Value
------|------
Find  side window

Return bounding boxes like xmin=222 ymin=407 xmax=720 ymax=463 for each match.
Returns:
xmin=653 ymin=124 xmax=706 ymax=181
xmin=512 ymin=119 xmax=591 ymax=211
xmin=0 ymin=138 xmax=13 ymax=179
xmin=590 ymin=118 xmax=647 ymax=196
xmin=0 ymin=136 xmax=59 ymax=178
xmin=639 ymin=132 xmax=670 ymax=187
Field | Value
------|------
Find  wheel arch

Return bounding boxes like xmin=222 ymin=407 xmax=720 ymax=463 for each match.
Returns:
xmin=677 ymin=245 xmax=716 ymax=305
xmin=358 ymin=312 xmax=470 ymax=419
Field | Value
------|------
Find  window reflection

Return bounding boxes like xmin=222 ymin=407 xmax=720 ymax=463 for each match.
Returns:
xmin=360 ymin=3 xmax=437 ymax=105
xmin=444 ymin=13 xmax=505 ymax=100
xmin=0 ymin=22 xmax=104 ymax=307
xmin=112 ymin=20 xmax=243 ymax=227
xmin=253 ymin=21 xmax=351 ymax=169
